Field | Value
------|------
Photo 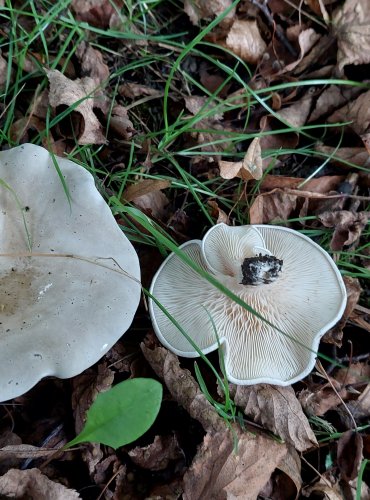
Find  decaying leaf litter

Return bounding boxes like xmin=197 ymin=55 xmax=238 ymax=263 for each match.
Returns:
xmin=0 ymin=0 xmax=370 ymax=498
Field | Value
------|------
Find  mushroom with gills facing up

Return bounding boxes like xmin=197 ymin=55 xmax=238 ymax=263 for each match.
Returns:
xmin=149 ymin=223 xmax=347 ymax=386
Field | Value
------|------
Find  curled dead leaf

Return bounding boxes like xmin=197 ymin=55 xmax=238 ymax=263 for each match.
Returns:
xmin=46 ymin=69 xmax=106 ymax=145
xmin=71 ymin=0 xmax=120 ymax=28
xmin=109 ymin=104 xmax=135 ymax=140
xmin=225 ymin=19 xmax=267 ymax=64
xmin=232 ymin=384 xmax=318 ymax=452
xmin=219 ymin=137 xmax=263 ymax=181
xmin=318 ymin=210 xmax=369 ymax=251
xmin=280 ymin=28 xmax=320 ymax=74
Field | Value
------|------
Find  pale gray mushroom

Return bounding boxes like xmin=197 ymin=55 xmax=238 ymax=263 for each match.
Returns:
xmin=149 ymin=223 xmax=347 ymax=386
xmin=0 ymin=144 xmax=141 ymax=401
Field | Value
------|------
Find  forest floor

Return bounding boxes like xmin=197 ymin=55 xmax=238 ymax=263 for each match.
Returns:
xmin=0 ymin=0 xmax=370 ymax=498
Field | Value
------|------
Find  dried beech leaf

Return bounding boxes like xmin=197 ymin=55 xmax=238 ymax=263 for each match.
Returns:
xmin=226 ymin=19 xmax=267 ymax=64
xmin=337 ymin=430 xmax=363 ymax=482
xmin=281 ymin=28 xmax=320 ymax=73
xmin=183 ymin=0 xmax=235 ymax=26
xmin=233 ymin=384 xmax=318 ymax=452
xmin=318 ymin=210 xmax=370 ymax=250
xmin=109 ymin=104 xmax=135 ymax=140
xmin=276 ymin=92 xmax=313 ymax=128
xmin=219 ymin=138 xmax=262 ymax=181
xmin=46 ymin=69 xmax=106 ymax=145
xmin=183 ymin=429 xmax=286 ymax=500
xmin=208 ymin=200 xmax=229 ymax=224
xmin=249 ymin=190 xmax=298 ymax=224
xmin=333 ymin=0 xmax=370 ymax=72
xmin=123 ymin=179 xmax=170 ymax=203
xmin=141 ymin=344 xmax=222 ymax=433
xmin=260 ymin=174 xmax=344 ymax=192
xmin=0 ymin=468 xmax=80 ymax=499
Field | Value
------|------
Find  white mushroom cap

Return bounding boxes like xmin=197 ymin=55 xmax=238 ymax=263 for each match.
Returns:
xmin=0 ymin=144 xmax=141 ymax=401
xmin=149 ymin=223 xmax=347 ymax=386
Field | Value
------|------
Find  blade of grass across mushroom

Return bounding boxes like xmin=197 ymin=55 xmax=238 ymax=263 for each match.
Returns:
xmin=0 ymin=178 xmax=32 ymax=251
xmin=123 ymin=207 xmax=350 ymax=370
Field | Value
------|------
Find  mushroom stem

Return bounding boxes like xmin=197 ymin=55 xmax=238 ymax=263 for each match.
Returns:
xmin=241 ymin=254 xmax=283 ymax=285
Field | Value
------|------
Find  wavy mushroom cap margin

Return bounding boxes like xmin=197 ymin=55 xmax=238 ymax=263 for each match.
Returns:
xmin=0 ymin=144 xmax=141 ymax=401
xmin=149 ymin=224 xmax=347 ymax=386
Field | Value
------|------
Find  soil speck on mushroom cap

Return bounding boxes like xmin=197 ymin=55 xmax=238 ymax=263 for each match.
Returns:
xmin=241 ymin=254 xmax=283 ymax=285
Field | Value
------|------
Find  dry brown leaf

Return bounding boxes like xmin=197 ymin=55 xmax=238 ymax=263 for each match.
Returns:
xmin=347 ymin=384 xmax=370 ymax=421
xmin=129 ymin=434 xmax=183 ymax=471
xmin=141 ymin=344 xmax=222 ymax=433
xmin=184 ymin=95 xmax=223 ymax=121
xmin=232 ymin=384 xmax=317 ymax=452
xmin=309 ymin=85 xmax=362 ymax=123
xmin=225 ymin=19 xmax=267 ymax=64
xmin=249 ymin=190 xmax=298 ymax=224
xmin=333 ymin=0 xmax=370 ymax=72
xmin=260 ymin=174 xmax=344 ymax=193
xmin=183 ymin=0 xmax=235 ymax=27
xmin=208 ymin=200 xmax=229 ymax=224
xmin=119 ymin=82 xmax=162 ymax=99
xmin=75 ymin=41 xmax=109 ymax=83
xmin=123 ymin=179 xmax=170 ymax=203
xmin=280 ymin=28 xmax=320 ymax=73
xmin=337 ymin=430 xmax=363 ymax=482
xmin=315 ymin=145 xmax=370 ymax=169
xmin=71 ymin=0 xmax=120 ymax=28
xmin=302 ymin=472 xmax=344 ymax=499
xmin=327 ymin=90 xmax=370 ymax=152
xmin=0 ymin=468 xmax=80 ymax=499
xmin=109 ymin=104 xmax=135 ymax=140
xmin=299 ymin=379 xmax=346 ymax=416
xmin=219 ymin=137 xmax=263 ymax=180
xmin=276 ymin=92 xmax=314 ymax=128
xmin=183 ymin=429 xmax=286 ymax=500
xmin=318 ymin=210 xmax=370 ymax=250
xmin=46 ymin=69 xmax=106 ymax=145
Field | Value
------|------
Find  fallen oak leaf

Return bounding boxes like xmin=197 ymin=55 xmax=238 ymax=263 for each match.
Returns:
xmin=232 ymin=384 xmax=318 ymax=452
xmin=46 ymin=69 xmax=106 ymax=145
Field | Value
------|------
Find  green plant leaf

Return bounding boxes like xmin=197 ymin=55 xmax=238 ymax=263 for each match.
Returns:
xmin=65 ymin=378 xmax=162 ymax=450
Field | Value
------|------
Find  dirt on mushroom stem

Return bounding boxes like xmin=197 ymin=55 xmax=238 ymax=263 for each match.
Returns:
xmin=240 ymin=254 xmax=283 ymax=286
